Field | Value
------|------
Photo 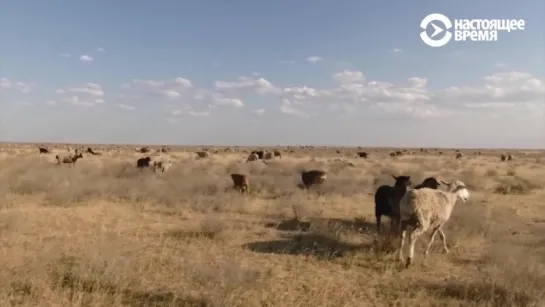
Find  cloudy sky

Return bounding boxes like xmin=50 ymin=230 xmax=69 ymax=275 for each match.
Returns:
xmin=1 ymin=0 xmax=544 ymax=148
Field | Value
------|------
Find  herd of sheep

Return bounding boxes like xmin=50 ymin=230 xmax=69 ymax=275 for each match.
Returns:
xmin=35 ymin=144 xmax=483 ymax=267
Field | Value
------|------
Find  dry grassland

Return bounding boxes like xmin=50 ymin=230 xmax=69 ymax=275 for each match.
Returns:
xmin=1 ymin=145 xmax=545 ymax=306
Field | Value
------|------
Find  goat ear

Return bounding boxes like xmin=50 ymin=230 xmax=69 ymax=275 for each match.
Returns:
xmin=392 ymin=175 xmax=398 ymax=180
xmin=440 ymin=180 xmax=450 ymax=185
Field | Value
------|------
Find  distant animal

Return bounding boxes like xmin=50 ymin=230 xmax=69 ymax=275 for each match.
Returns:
xmin=230 ymin=173 xmax=250 ymax=194
xmin=161 ymin=146 xmax=169 ymax=153
xmin=137 ymin=146 xmax=150 ymax=153
xmin=86 ymin=147 xmax=101 ymax=155
xmin=136 ymin=157 xmax=152 ymax=168
xmin=55 ymin=153 xmax=83 ymax=166
xmin=455 ymin=152 xmax=463 ymax=159
xmin=508 ymin=154 xmax=514 ymax=161
xmin=246 ymin=153 xmax=259 ymax=162
xmin=263 ymin=152 xmax=274 ymax=160
xmin=301 ymin=170 xmax=327 ymax=189
xmin=374 ymin=175 xmax=412 ymax=233
xmin=501 ymin=154 xmax=507 ymax=161
xmin=273 ymin=150 xmax=282 ymax=158
xmin=153 ymin=160 xmax=172 ymax=173
xmin=196 ymin=151 xmax=209 ymax=158
xmin=414 ymin=177 xmax=441 ymax=190
xmin=389 ymin=152 xmax=396 ymax=157
xmin=38 ymin=147 xmax=49 ymax=154
xmin=357 ymin=152 xmax=368 ymax=158
xmin=251 ymin=150 xmax=264 ymax=159
xmin=395 ymin=151 xmax=403 ymax=156
xmin=398 ymin=180 xmax=470 ymax=268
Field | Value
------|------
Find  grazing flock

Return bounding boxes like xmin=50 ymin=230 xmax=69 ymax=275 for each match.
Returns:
xmin=34 ymin=144 xmax=519 ymax=268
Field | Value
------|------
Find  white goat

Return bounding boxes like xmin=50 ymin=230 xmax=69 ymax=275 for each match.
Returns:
xmin=153 ymin=159 xmax=172 ymax=173
xmin=398 ymin=180 xmax=470 ymax=268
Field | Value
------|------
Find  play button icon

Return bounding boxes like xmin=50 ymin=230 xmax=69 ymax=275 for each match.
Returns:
xmin=430 ymin=23 xmax=444 ymax=38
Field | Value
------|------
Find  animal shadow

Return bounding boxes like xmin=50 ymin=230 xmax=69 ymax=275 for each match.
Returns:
xmin=265 ymin=217 xmax=376 ymax=234
xmin=244 ymin=232 xmax=360 ymax=260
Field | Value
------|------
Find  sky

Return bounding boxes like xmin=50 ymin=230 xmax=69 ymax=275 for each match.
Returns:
xmin=1 ymin=0 xmax=544 ymax=148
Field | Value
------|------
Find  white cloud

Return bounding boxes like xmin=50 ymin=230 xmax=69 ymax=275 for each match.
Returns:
xmin=253 ymin=108 xmax=265 ymax=116
xmin=124 ymin=77 xmax=193 ymax=98
xmin=280 ymin=100 xmax=310 ymax=118
xmin=306 ymin=56 xmax=323 ymax=63
xmin=170 ymin=104 xmax=210 ymax=116
xmin=214 ymin=76 xmax=280 ymax=94
xmin=96 ymin=47 xmax=106 ymax=52
xmin=211 ymin=94 xmax=244 ymax=107
xmin=95 ymin=98 xmax=105 ymax=104
xmin=0 ymin=78 xmax=33 ymax=93
xmin=118 ymin=104 xmax=135 ymax=111
xmin=66 ymin=83 xmax=104 ymax=97
xmin=390 ymin=48 xmax=403 ymax=53
xmin=80 ymin=55 xmax=93 ymax=62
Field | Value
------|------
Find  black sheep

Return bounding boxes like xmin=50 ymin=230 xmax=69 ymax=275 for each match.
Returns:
xmin=374 ymin=175 xmax=412 ymax=232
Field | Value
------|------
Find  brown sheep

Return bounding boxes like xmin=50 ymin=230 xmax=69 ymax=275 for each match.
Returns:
xmin=246 ymin=153 xmax=259 ymax=162
xmin=137 ymin=146 xmax=150 ymax=153
xmin=301 ymin=170 xmax=327 ymax=189
xmin=273 ymin=150 xmax=282 ymax=158
xmin=38 ymin=146 xmax=49 ymax=154
xmin=263 ymin=152 xmax=274 ymax=160
xmin=196 ymin=151 xmax=209 ymax=158
xmin=389 ymin=152 xmax=396 ymax=157
xmin=508 ymin=154 xmax=514 ymax=161
xmin=56 ymin=153 xmax=83 ymax=166
xmin=230 ymin=173 xmax=249 ymax=194
xmin=136 ymin=157 xmax=152 ymax=168
xmin=251 ymin=150 xmax=265 ymax=159
xmin=501 ymin=154 xmax=507 ymax=161
xmin=86 ymin=147 xmax=102 ymax=155
xmin=357 ymin=152 xmax=368 ymax=158
xmin=455 ymin=152 xmax=464 ymax=159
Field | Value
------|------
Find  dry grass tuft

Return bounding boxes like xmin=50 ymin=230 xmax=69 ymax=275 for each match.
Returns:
xmin=1 ymin=145 xmax=545 ymax=306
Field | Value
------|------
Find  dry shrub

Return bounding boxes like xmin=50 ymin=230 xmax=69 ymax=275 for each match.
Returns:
xmin=493 ymin=176 xmax=541 ymax=195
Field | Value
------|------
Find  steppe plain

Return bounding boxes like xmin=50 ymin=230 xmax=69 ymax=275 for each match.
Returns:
xmin=0 ymin=143 xmax=544 ymax=307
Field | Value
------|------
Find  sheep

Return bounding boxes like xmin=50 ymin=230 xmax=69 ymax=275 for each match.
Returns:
xmin=263 ymin=152 xmax=274 ymax=160
xmin=56 ymin=153 xmax=83 ymax=166
xmin=273 ymin=150 xmax=282 ymax=158
xmin=230 ymin=173 xmax=249 ymax=194
xmin=455 ymin=152 xmax=464 ymax=159
xmin=415 ymin=177 xmax=441 ymax=190
xmin=398 ymin=180 xmax=470 ymax=268
xmin=374 ymin=175 xmax=413 ymax=233
xmin=508 ymin=154 xmax=514 ymax=161
xmin=86 ymin=147 xmax=102 ymax=155
xmin=196 ymin=151 xmax=209 ymax=158
xmin=136 ymin=157 xmax=152 ymax=168
xmin=389 ymin=152 xmax=396 ymax=157
xmin=38 ymin=146 xmax=49 ymax=154
xmin=301 ymin=170 xmax=327 ymax=189
xmin=501 ymin=154 xmax=507 ymax=161
xmin=251 ymin=150 xmax=264 ymax=159
xmin=357 ymin=152 xmax=368 ymax=158
xmin=137 ymin=146 xmax=150 ymax=153
xmin=153 ymin=159 xmax=172 ymax=173
xmin=246 ymin=153 xmax=259 ymax=162
xmin=161 ymin=146 xmax=169 ymax=153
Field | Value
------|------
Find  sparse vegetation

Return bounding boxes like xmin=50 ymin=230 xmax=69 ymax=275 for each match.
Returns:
xmin=0 ymin=145 xmax=544 ymax=306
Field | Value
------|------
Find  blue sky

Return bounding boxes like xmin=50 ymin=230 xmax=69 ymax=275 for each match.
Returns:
xmin=1 ymin=0 xmax=544 ymax=148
